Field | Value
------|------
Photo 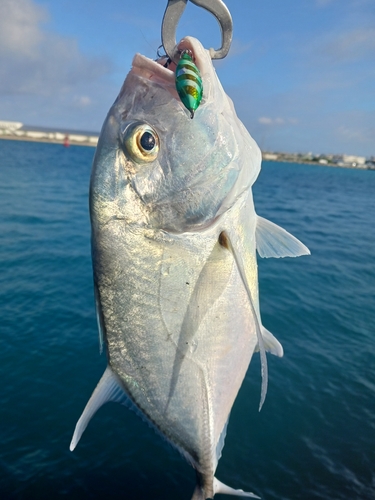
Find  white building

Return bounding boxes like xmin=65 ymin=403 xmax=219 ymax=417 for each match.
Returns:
xmin=0 ymin=120 xmax=23 ymax=131
xmin=262 ymin=153 xmax=278 ymax=161
xmin=343 ymin=155 xmax=366 ymax=166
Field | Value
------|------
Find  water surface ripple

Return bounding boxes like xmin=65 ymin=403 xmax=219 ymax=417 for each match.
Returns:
xmin=0 ymin=140 xmax=374 ymax=499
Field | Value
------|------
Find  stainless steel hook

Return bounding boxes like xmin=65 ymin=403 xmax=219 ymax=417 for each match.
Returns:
xmin=161 ymin=0 xmax=233 ymax=63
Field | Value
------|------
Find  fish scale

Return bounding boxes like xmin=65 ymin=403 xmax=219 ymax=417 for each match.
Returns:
xmin=99 ymin=223 xmax=214 ymax=464
xmin=70 ymin=36 xmax=310 ymax=500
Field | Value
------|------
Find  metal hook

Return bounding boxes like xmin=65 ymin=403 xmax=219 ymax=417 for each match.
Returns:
xmin=161 ymin=0 xmax=233 ymax=64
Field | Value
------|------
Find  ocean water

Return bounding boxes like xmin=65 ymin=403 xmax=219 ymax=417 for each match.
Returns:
xmin=0 ymin=138 xmax=374 ymax=500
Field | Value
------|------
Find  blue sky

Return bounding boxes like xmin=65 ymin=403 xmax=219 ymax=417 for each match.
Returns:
xmin=0 ymin=0 xmax=374 ymax=156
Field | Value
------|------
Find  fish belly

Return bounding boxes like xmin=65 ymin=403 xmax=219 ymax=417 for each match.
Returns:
xmin=94 ymin=221 xmax=258 ymax=476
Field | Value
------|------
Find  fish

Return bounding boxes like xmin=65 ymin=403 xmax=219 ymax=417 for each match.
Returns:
xmin=70 ymin=36 xmax=310 ymax=499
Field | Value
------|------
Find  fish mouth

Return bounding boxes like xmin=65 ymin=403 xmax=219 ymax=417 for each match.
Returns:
xmin=131 ymin=37 xmax=208 ymax=99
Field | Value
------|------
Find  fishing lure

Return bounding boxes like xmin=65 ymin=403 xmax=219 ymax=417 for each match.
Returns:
xmin=175 ymin=50 xmax=203 ymax=118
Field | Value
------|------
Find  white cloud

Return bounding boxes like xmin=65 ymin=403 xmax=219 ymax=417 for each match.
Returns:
xmin=226 ymin=39 xmax=253 ymax=58
xmin=258 ymin=117 xmax=298 ymax=126
xmin=226 ymin=1 xmax=375 ymax=157
xmin=0 ymin=0 xmax=47 ymax=57
xmin=337 ymin=123 xmax=375 ymax=144
xmin=74 ymin=96 xmax=92 ymax=108
xmin=258 ymin=117 xmax=273 ymax=125
xmin=319 ymin=27 xmax=375 ymax=63
xmin=0 ymin=0 xmax=112 ymax=98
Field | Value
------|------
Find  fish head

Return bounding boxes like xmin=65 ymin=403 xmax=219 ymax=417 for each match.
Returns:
xmin=90 ymin=37 xmax=261 ymax=234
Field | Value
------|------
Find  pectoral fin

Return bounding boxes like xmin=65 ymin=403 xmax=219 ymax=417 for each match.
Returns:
xmin=70 ymin=366 xmax=129 ymax=451
xmin=166 ymin=239 xmax=232 ymax=408
xmin=219 ymin=231 xmax=268 ymax=411
xmin=256 ymin=216 xmax=310 ymax=258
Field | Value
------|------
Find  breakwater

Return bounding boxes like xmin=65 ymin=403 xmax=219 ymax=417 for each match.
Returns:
xmin=0 ymin=121 xmax=98 ymax=147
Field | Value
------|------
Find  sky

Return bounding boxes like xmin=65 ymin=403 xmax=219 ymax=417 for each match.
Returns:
xmin=0 ymin=0 xmax=374 ymax=156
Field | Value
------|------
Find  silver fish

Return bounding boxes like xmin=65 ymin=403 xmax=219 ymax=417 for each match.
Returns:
xmin=70 ymin=37 xmax=310 ymax=499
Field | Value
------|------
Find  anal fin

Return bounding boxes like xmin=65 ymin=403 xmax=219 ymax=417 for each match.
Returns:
xmin=70 ymin=366 xmax=129 ymax=451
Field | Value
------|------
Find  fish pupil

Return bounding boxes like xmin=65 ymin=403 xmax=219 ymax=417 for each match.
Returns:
xmin=140 ymin=131 xmax=155 ymax=151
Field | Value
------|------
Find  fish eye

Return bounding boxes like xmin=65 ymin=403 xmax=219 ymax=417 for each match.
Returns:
xmin=122 ymin=122 xmax=159 ymax=163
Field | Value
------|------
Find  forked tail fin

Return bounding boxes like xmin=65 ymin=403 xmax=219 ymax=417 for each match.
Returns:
xmin=214 ymin=478 xmax=260 ymax=498
xmin=191 ymin=477 xmax=260 ymax=499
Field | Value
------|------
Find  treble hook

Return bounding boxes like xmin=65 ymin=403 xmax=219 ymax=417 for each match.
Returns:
xmin=161 ymin=0 xmax=233 ymax=64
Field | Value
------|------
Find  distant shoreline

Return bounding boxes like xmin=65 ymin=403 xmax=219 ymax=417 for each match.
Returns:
xmin=262 ymin=157 xmax=374 ymax=170
xmin=261 ymin=157 xmax=370 ymax=169
xmin=262 ymin=152 xmax=374 ymax=170
xmin=0 ymin=132 xmax=97 ymax=148
xmin=1 ymin=134 xmax=373 ymax=170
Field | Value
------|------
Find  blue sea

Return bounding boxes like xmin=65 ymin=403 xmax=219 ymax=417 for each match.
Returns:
xmin=0 ymin=139 xmax=374 ymax=500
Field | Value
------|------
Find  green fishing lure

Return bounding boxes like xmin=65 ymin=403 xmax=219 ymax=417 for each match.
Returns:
xmin=175 ymin=51 xmax=203 ymax=118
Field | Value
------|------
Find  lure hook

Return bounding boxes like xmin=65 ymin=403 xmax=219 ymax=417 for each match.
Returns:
xmin=161 ymin=0 xmax=233 ymax=64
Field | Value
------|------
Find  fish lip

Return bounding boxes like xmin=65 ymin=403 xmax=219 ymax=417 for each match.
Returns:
xmin=131 ymin=53 xmax=176 ymax=89
xmin=131 ymin=37 xmax=206 ymax=89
